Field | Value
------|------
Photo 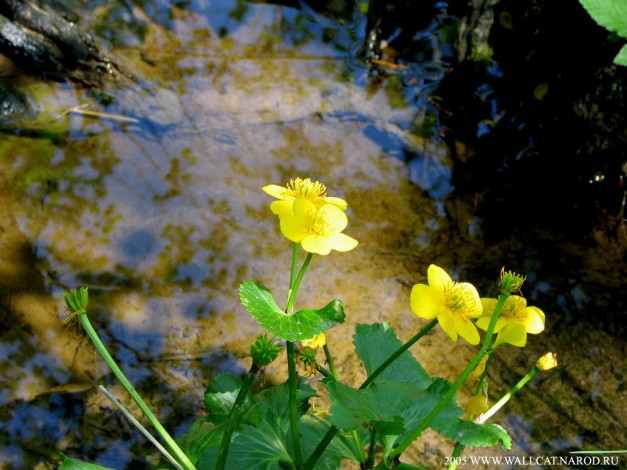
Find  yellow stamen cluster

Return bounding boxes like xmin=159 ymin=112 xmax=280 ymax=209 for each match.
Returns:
xmin=285 ymin=178 xmax=327 ymax=200
xmin=443 ymin=282 xmax=477 ymax=319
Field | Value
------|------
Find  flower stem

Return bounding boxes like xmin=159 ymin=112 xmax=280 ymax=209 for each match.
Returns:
xmin=448 ymin=351 xmax=495 ymax=469
xmin=477 ymin=366 xmax=540 ymax=424
xmin=323 ymin=344 xmax=337 ymax=380
xmin=360 ymin=319 xmax=438 ymax=390
xmin=77 ymin=313 xmax=196 ymax=470
xmin=286 ymin=252 xmax=313 ymax=313
xmin=305 ymin=319 xmax=439 ymax=470
xmin=286 ymin=340 xmax=303 ymax=468
xmin=389 ymin=293 xmax=510 ymax=460
xmin=216 ymin=362 xmax=260 ymax=470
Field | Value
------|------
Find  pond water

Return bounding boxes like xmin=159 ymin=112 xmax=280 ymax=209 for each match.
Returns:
xmin=0 ymin=0 xmax=625 ymax=469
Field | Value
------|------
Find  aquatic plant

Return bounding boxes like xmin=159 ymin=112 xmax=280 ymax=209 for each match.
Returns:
xmin=57 ymin=178 xmax=557 ymax=470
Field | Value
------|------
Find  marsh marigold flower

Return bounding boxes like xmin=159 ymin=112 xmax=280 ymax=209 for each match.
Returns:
xmin=465 ymin=394 xmax=490 ymax=415
xmin=410 ymin=264 xmax=483 ymax=345
xmin=476 ymin=296 xmax=545 ymax=347
xmin=262 ymin=177 xmax=347 ymax=215
xmin=279 ymin=198 xmax=358 ymax=255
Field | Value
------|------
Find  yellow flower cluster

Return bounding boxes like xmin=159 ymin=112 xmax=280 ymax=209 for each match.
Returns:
xmin=410 ymin=265 xmax=546 ymax=347
xmin=262 ymin=178 xmax=357 ymax=256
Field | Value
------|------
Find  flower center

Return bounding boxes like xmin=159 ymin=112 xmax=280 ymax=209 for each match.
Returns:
xmin=287 ymin=178 xmax=327 ymax=200
xmin=501 ymin=296 xmax=526 ymax=319
xmin=307 ymin=210 xmax=332 ymax=236
xmin=443 ymin=282 xmax=475 ymax=319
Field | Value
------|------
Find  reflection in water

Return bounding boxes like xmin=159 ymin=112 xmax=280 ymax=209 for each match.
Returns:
xmin=0 ymin=0 xmax=625 ymax=468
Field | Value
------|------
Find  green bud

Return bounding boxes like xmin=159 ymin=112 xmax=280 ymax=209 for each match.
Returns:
xmin=250 ymin=334 xmax=281 ymax=367
xmin=63 ymin=287 xmax=89 ymax=314
xmin=498 ymin=268 xmax=526 ymax=295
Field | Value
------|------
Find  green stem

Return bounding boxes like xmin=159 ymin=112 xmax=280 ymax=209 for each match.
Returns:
xmin=304 ymin=425 xmax=339 ymax=470
xmin=323 ymin=344 xmax=337 ymax=380
xmin=306 ymin=319 xmax=439 ymax=470
xmin=390 ymin=293 xmax=510 ymax=460
xmin=448 ymin=351 xmax=495 ymax=469
xmin=286 ymin=341 xmax=303 ymax=468
xmin=366 ymin=427 xmax=376 ymax=469
xmin=478 ymin=366 xmax=540 ymax=424
xmin=286 ymin=252 xmax=313 ymax=313
xmin=351 ymin=430 xmax=367 ymax=465
xmin=216 ymin=363 xmax=260 ymax=470
xmin=77 ymin=314 xmax=196 ymax=470
xmin=360 ymin=319 xmax=438 ymax=390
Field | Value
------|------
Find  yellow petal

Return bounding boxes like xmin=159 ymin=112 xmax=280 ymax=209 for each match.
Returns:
xmin=410 ymin=284 xmax=442 ymax=319
xmin=323 ymin=196 xmax=348 ymax=210
xmin=465 ymin=394 xmax=490 ymax=415
xmin=262 ymin=184 xmax=287 ymax=199
xmin=471 ymin=355 xmax=489 ymax=378
xmin=457 ymin=282 xmax=483 ymax=317
xmin=494 ymin=323 xmax=527 ymax=348
xmin=523 ymin=306 xmax=545 ymax=334
xmin=318 ymin=204 xmax=348 ymax=231
xmin=438 ymin=311 xmax=458 ymax=342
xmin=302 ymin=333 xmax=326 ymax=348
xmin=301 ymin=235 xmax=333 ymax=255
xmin=270 ymin=200 xmax=294 ymax=215
xmin=480 ymin=297 xmax=498 ymax=315
xmin=328 ymin=233 xmax=358 ymax=252
xmin=454 ymin=316 xmax=480 ymax=345
xmin=293 ymin=197 xmax=315 ymax=217
xmin=280 ymin=215 xmax=308 ymax=243
xmin=427 ymin=264 xmax=452 ymax=292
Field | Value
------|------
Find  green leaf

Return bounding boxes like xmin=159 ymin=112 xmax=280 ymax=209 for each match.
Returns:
xmin=327 ymin=381 xmax=414 ymax=434
xmin=196 ymin=380 xmax=316 ymax=470
xmin=615 ymin=44 xmax=627 ymax=65
xmin=58 ymin=453 xmax=116 ymax=470
xmin=239 ymin=280 xmax=345 ymax=341
xmin=353 ymin=323 xmax=431 ymax=389
xmin=579 ymin=0 xmax=627 ymax=38
xmin=327 ymin=378 xmax=511 ymax=452
xmin=300 ymin=415 xmax=366 ymax=468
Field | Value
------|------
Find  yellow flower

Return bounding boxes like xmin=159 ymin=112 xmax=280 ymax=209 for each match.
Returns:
xmin=493 ymin=323 xmax=527 ymax=348
xmin=279 ymin=198 xmax=358 ymax=255
xmin=465 ymin=394 xmax=490 ymax=415
xmin=476 ymin=296 xmax=545 ymax=347
xmin=301 ymin=333 xmax=326 ymax=348
xmin=262 ymin=177 xmax=347 ymax=215
xmin=409 ymin=264 xmax=483 ymax=345
xmin=536 ymin=352 xmax=558 ymax=371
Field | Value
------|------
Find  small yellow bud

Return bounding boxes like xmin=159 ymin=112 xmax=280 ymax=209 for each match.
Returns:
xmin=465 ymin=394 xmax=490 ymax=416
xmin=536 ymin=352 xmax=558 ymax=371
xmin=471 ymin=355 xmax=489 ymax=378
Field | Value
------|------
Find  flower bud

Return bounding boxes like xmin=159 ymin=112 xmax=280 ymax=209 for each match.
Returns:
xmin=498 ymin=268 xmax=526 ymax=295
xmin=63 ymin=288 xmax=89 ymax=314
xmin=250 ymin=334 xmax=281 ymax=367
xmin=536 ymin=352 xmax=558 ymax=371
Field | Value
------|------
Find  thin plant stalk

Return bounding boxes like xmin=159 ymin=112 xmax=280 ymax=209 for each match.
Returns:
xmin=77 ymin=314 xmax=196 ymax=470
xmin=388 ymin=293 xmax=510 ymax=463
xmin=448 ymin=351 xmax=495 ymax=469
xmin=98 ymin=385 xmax=184 ymax=470
xmin=216 ymin=363 xmax=260 ymax=470
xmin=360 ymin=319 xmax=438 ymax=390
xmin=286 ymin=340 xmax=303 ymax=467
xmin=305 ymin=318 xmax=438 ymax=469
xmin=477 ymin=365 xmax=541 ymax=424
xmin=285 ymin=244 xmax=313 ymax=468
